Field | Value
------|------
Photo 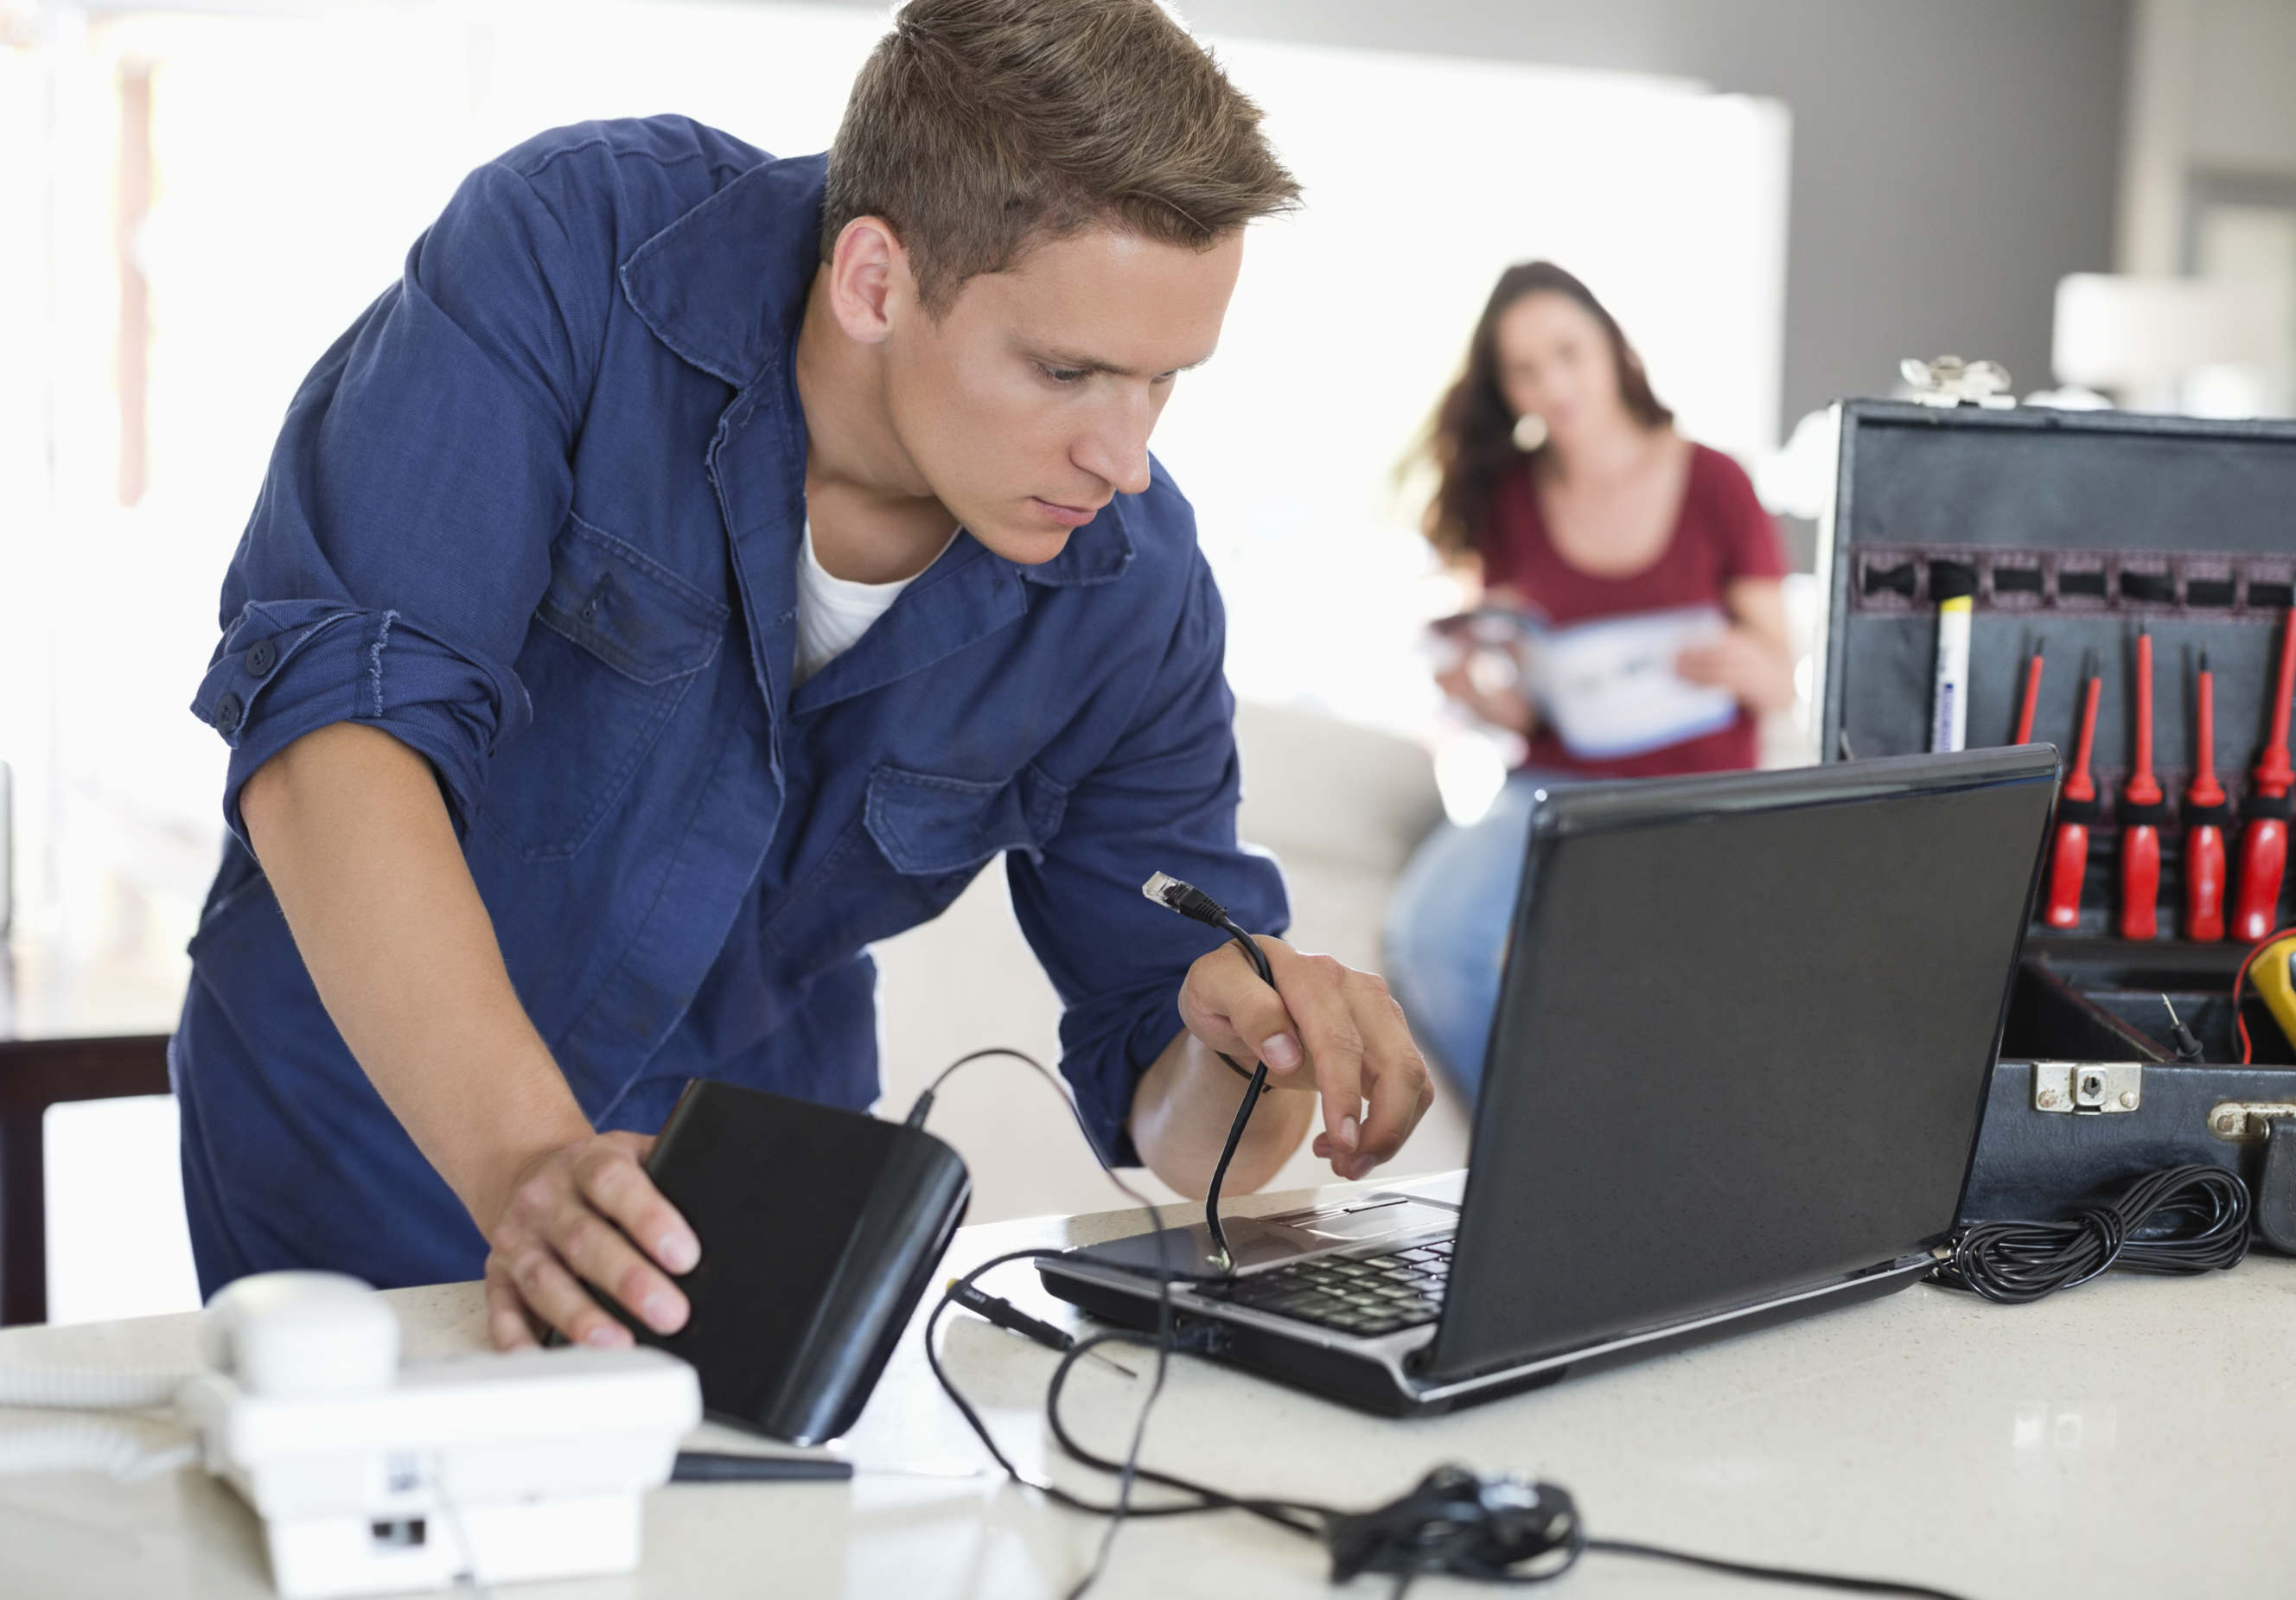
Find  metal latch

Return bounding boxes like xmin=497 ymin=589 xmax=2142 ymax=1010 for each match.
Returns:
xmin=1900 ymin=354 xmax=2015 ymax=408
xmin=2031 ymin=1062 xmax=2141 ymax=1113
xmin=2208 ymin=1102 xmax=2296 ymax=1142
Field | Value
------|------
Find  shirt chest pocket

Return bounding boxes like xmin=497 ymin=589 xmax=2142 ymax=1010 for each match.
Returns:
xmin=482 ymin=515 xmax=730 ymax=863
xmin=765 ymin=763 xmax=1070 ymax=962
xmin=866 ymin=764 xmax=1069 ymax=876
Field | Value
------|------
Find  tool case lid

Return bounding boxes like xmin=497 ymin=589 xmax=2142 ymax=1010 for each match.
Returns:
xmin=1816 ymin=398 xmax=2296 ymax=787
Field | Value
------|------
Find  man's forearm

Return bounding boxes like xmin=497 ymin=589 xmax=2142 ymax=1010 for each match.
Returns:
xmin=240 ymin=722 xmax=591 ymax=1227
xmin=1127 ymin=1030 xmax=1314 ymax=1197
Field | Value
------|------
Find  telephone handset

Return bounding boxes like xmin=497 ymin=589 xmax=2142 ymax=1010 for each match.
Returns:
xmin=195 ymin=1271 xmax=399 ymax=1398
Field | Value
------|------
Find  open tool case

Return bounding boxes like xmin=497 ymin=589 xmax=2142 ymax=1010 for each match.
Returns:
xmin=1814 ymin=399 xmax=2296 ymax=1246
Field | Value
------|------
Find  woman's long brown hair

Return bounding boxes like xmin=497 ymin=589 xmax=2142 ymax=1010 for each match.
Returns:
xmin=1413 ymin=262 xmax=1673 ymax=561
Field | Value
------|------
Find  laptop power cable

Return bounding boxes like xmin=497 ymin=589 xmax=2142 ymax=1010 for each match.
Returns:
xmin=902 ymin=875 xmax=1974 ymax=1600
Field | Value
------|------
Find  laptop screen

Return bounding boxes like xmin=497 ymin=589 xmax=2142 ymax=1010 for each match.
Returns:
xmin=1429 ymin=748 xmax=2057 ymax=1380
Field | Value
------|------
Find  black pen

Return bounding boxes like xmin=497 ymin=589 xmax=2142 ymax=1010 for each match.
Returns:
xmin=672 ymin=1451 xmax=854 ymax=1483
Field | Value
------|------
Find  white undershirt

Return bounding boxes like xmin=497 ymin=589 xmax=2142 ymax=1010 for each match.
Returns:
xmin=792 ymin=521 xmax=954 ymax=685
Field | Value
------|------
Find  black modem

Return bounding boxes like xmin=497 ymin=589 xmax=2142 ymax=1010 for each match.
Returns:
xmin=610 ymin=1078 xmax=971 ymax=1444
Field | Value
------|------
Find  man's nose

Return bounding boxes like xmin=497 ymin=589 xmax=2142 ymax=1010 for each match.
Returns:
xmin=1074 ymin=393 xmax=1154 ymax=498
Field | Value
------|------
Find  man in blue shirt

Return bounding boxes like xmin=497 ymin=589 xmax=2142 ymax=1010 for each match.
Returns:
xmin=178 ymin=0 xmax=1432 ymax=1351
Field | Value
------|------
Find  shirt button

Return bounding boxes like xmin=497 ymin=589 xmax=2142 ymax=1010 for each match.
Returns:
xmin=216 ymin=693 xmax=244 ymax=734
xmin=246 ymin=638 xmax=277 ymax=676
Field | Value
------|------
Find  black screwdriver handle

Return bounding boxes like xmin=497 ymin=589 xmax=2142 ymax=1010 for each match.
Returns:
xmin=948 ymin=1278 xmax=1075 ymax=1355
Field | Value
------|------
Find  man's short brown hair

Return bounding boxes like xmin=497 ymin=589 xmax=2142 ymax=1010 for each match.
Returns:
xmin=823 ymin=0 xmax=1301 ymax=312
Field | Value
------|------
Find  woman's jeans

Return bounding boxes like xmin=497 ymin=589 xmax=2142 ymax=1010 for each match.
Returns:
xmin=1381 ymin=772 xmax=1572 ymax=1104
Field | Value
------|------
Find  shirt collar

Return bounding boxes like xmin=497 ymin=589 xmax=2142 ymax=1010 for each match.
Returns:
xmin=618 ymin=150 xmax=827 ymax=390
xmin=1010 ymin=494 xmax=1137 ymax=588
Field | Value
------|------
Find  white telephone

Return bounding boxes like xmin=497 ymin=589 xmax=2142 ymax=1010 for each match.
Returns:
xmin=2 ymin=1271 xmax=700 ymax=1599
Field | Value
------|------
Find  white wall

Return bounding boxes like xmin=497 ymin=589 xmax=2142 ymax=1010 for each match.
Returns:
xmin=2112 ymin=0 xmax=2296 ymax=410
xmin=823 ymin=0 xmax=2134 ymax=476
xmin=2121 ymin=0 xmax=2296 ymax=274
xmin=2187 ymin=0 xmax=2296 ymax=173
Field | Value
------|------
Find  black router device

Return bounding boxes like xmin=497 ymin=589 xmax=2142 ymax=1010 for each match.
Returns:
xmin=609 ymin=1078 xmax=972 ymax=1444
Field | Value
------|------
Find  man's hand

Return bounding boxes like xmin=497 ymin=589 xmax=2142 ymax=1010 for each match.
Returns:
xmin=1173 ymin=937 xmax=1433 ymax=1182
xmin=479 ymin=1132 xmax=703 ymax=1352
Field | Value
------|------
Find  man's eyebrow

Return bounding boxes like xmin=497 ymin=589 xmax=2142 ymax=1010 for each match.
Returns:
xmin=1030 ymin=346 xmax=1215 ymax=379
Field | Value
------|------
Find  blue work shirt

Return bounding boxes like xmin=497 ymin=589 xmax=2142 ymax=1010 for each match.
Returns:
xmin=173 ymin=117 xmax=1289 ymax=1296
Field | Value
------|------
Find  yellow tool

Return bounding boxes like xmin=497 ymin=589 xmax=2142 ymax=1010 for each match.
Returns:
xmin=2241 ymin=932 xmax=2296 ymax=1061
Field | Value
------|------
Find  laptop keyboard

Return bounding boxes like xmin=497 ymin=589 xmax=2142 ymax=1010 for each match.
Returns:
xmin=1209 ymin=1238 xmax=1452 ymax=1337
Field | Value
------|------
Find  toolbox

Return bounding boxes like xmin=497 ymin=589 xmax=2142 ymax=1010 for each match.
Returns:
xmin=1814 ymin=398 xmax=2296 ymax=1244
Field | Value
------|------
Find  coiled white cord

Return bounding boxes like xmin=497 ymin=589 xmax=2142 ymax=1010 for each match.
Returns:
xmin=0 ymin=1418 xmax=197 ymax=1482
xmin=0 ymin=1367 xmax=198 ymax=1482
xmin=0 ymin=1367 xmax=191 ymax=1411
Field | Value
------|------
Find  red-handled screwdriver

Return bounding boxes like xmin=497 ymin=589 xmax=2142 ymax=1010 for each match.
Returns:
xmin=2233 ymin=607 xmax=2296 ymax=943
xmin=2121 ymin=628 xmax=2164 ymax=940
xmin=2044 ymin=649 xmax=2104 ymax=930
xmin=2186 ymin=651 xmax=2229 ymax=942
xmin=2012 ymin=642 xmax=2044 ymax=744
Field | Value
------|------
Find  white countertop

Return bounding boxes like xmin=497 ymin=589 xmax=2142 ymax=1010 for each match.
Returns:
xmin=2 ymin=1173 xmax=2286 ymax=1598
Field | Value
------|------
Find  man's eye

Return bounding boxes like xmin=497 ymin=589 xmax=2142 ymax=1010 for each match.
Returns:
xmin=1038 ymin=364 xmax=1088 ymax=386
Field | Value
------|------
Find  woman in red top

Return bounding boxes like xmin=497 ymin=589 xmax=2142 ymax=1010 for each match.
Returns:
xmin=1386 ymin=262 xmax=1793 ymax=1095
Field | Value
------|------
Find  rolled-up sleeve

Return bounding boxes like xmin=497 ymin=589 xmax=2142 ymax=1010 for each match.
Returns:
xmin=195 ymin=156 xmax=607 ymax=842
xmin=1006 ymin=553 xmax=1292 ymax=1166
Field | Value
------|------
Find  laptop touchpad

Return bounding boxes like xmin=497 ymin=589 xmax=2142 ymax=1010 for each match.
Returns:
xmin=1257 ymin=1194 xmax=1457 ymax=1243
xmin=1072 ymin=1192 xmax=1457 ymax=1278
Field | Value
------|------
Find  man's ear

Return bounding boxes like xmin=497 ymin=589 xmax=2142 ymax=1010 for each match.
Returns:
xmin=825 ymin=216 xmax=914 ymax=345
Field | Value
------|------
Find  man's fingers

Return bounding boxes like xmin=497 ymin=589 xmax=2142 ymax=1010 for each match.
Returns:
xmin=1352 ymin=1018 xmax=1434 ymax=1180
xmin=478 ymin=1133 xmax=695 ymax=1351
xmin=575 ymin=1142 xmax=700 ymax=1275
xmin=1189 ymin=940 xmax=1304 ymax=1072
xmin=506 ymin=1242 xmax=632 ymax=1350
xmin=1268 ymin=947 xmax=1366 ymax=1155
xmin=482 ymin=1256 xmax=541 ymax=1352
xmin=1185 ymin=935 xmax=1435 ymax=1183
xmin=548 ymin=1195 xmax=689 ymax=1336
xmin=603 ymin=1131 xmax=657 ymax=1158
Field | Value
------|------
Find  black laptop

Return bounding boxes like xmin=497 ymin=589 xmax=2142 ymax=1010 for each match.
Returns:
xmin=1039 ymin=746 xmax=2059 ymax=1416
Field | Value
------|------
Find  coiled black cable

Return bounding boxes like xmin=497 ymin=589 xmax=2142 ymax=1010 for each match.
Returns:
xmin=1932 ymin=1163 xmax=2250 ymax=1304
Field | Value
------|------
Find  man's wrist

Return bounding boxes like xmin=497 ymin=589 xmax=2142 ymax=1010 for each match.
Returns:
xmin=449 ymin=1099 xmax=596 ymax=1234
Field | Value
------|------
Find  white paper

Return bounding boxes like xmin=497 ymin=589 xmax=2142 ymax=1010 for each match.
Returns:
xmin=1521 ymin=605 xmax=1740 ymax=761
